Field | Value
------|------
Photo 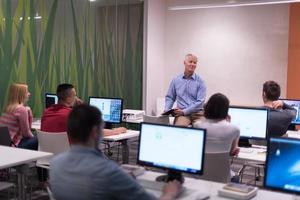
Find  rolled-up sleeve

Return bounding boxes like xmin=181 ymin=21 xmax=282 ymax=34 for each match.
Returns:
xmin=17 ymin=107 xmax=33 ymax=138
xmin=165 ymin=79 xmax=176 ymax=111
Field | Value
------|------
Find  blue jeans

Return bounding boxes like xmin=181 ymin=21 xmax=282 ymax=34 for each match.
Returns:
xmin=18 ymin=137 xmax=38 ymax=150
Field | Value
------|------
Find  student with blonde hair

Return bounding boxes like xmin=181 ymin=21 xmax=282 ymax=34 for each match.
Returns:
xmin=0 ymin=83 xmax=37 ymax=150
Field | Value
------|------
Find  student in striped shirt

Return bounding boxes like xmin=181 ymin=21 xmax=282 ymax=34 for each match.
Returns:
xmin=0 ymin=83 xmax=38 ymax=150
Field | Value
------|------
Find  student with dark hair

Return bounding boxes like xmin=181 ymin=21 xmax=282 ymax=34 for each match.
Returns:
xmin=262 ymin=80 xmax=296 ymax=137
xmin=41 ymin=83 xmax=79 ymax=132
xmin=41 ymin=83 xmax=125 ymax=135
xmin=50 ymin=104 xmax=182 ymax=200
xmin=194 ymin=93 xmax=240 ymax=156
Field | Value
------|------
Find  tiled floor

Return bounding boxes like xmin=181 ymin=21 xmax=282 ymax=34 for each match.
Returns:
xmin=0 ymin=138 xmax=263 ymax=199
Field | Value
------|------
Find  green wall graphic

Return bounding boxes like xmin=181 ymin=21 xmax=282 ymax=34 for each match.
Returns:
xmin=0 ymin=0 xmax=143 ymax=116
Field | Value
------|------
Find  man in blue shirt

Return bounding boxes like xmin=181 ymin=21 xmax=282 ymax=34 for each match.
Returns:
xmin=50 ymin=104 xmax=181 ymax=200
xmin=165 ymin=54 xmax=206 ymax=126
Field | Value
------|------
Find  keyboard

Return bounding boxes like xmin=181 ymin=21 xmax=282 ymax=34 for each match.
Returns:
xmin=138 ymin=179 xmax=166 ymax=191
xmin=138 ymin=179 xmax=195 ymax=198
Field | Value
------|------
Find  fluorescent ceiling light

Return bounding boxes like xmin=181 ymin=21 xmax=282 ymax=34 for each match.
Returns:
xmin=168 ymin=0 xmax=300 ymax=10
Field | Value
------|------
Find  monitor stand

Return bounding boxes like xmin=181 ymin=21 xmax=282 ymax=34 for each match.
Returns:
xmin=104 ymin=122 xmax=113 ymax=129
xmin=238 ymin=139 xmax=252 ymax=147
xmin=155 ymin=170 xmax=185 ymax=183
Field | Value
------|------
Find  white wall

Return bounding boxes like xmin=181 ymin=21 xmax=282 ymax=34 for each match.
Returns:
xmin=164 ymin=4 xmax=289 ymax=107
xmin=143 ymin=0 xmax=166 ymax=114
xmin=144 ymin=2 xmax=290 ymax=113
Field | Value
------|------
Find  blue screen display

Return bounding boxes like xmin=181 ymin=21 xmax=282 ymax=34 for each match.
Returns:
xmin=281 ymin=99 xmax=300 ymax=125
xmin=89 ymin=98 xmax=122 ymax=123
xmin=265 ymin=138 xmax=300 ymax=192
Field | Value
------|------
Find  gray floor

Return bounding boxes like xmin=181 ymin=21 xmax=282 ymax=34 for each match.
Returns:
xmin=0 ymin=138 xmax=263 ymax=199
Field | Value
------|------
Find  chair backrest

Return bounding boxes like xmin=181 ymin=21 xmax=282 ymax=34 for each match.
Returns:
xmin=37 ymin=130 xmax=70 ymax=164
xmin=0 ymin=126 xmax=12 ymax=146
xmin=143 ymin=115 xmax=170 ymax=125
xmin=200 ymin=152 xmax=231 ymax=183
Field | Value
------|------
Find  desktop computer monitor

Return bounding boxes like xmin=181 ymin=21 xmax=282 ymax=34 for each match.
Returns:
xmin=88 ymin=97 xmax=123 ymax=127
xmin=280 ymin=99 xmax=300 ymax=125
xmin=228 ymin=106 xmax=268 ymax=140
xmin=45 ymin=93 xmax=58 ymax=108
xmin=265 ymin=137 xmax=300 ymax=195
xmin=137 ymin=123 xmax=206 ymax=182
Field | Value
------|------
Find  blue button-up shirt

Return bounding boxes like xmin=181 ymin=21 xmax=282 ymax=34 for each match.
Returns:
xmin=50 ymin=145 xmax=156 ymax=200
xmin=165 ymin=73 xmax=206 ymax=115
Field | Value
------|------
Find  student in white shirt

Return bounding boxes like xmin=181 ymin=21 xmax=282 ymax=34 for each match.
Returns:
xmin=194 ymin=93 xmax=240 ymax=156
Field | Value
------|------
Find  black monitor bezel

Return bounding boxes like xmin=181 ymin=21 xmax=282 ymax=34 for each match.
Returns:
xmin=137 ymin=122 xmax=206 ymax=175
xmin=88 ymin=96 xmax=123 ymax=124
xmin=45 ymin=93 xmax=58 ymax=108
xmin=229 ymin=106 xmax=269 ymax=140
xmin=279 ymin=98 xmax=300 ymax=125
xmin=264 ymin=137 xmax=300 ymax=195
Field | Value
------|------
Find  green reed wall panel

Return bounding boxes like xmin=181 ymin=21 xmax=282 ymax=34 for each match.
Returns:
xmin=0 ymin=0 xmax=143 ymax=116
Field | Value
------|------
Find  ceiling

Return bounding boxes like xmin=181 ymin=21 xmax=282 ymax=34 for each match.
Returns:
xmin=167 ymin=0 xmax=300 ymax=10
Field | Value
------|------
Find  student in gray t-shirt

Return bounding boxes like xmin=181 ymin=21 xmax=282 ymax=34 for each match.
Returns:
xmin=194 ymin=93 xmax=240 ymax=156
xmin=262 ymin=80 xmax=297 ymax=137
xmin=50 ymin=104 xmax=182 ymax=200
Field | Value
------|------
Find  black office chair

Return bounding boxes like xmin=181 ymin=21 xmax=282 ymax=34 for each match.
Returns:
xmin=0 ymin=126 xmax=14 ymax=147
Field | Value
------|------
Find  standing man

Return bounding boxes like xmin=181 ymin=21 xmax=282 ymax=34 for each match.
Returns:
xmin=165 ymin=54 xmax=206 ymax=126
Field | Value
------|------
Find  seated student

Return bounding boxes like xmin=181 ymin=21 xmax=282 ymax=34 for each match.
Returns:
xmin=0 ymin=83 xmax=38 ymax=150
xmin=41 ymin=83 xmax=126 ymax=135
xmin=262 ymin=81 xmax=297 ymax=137
xmin=50 ymin=104 xmax=182 ymax=200
xmin=194 ymin=93 xmax=240 ymax=156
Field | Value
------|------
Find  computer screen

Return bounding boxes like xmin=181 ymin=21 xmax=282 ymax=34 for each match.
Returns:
xmin=138 ymin=123 xmax=206 ymax=175
xmin=280 ymin=99 xmax=300 ymax=125
xmin=45 ymin=93 xmax=58 ymax=108
xmin=228 ymin=106 xmax=268 ymax=139
xmin=88 ymin=97 xmax=123 ymax=124
xmin=265 ymin=137 xmax=300 ymax=194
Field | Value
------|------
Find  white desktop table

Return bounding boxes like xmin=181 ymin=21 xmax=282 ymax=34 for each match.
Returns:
xmin=236 ymin=147 xmax=266 ymax=163
xmin=0 ymin=145 xmax=53 ymax=200
xmin=102 ymin=130 xmax=140 ymax=164
xmin=138 ymin=171 xmax=294 ymax=200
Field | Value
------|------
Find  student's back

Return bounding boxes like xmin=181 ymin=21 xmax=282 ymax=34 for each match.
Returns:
xmin=50 ymin=145 xmax=154 ymax=200
xmin=195 ymin=119 xmax=239 ymax=153
xmin=267 ymin=107 xmax=296 ymax=137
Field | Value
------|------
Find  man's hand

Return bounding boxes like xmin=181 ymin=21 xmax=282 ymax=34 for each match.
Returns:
xmin=272 ymin=100 xmax=283 ymax=109
xmin=174 ymin=108 xmax=184 ymax=117
xmin=74 ymin=96 xmax=84 ymax=106
xmin=160 ymin=180 xmax=182 ymax=200
xmin=113 ymin=127 xmax=127 ymax=134
xmin=230 ymin=147 xmax=240 ymax=157
xmin=226 ymin=115 xmax=231 ymax=122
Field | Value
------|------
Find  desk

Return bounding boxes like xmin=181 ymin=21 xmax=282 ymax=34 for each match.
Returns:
xmin=236 ymin=147 xmax=266 ymax=163
xmin=102 ymin=130 xmax=139 ymax=164
xmin=0 ymin=145 xmax=52 ymax=200
xmin=138 ymin=171 xmax=294 ymax=199
xmin=286 ymin=130 xmax=300 ymax=139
